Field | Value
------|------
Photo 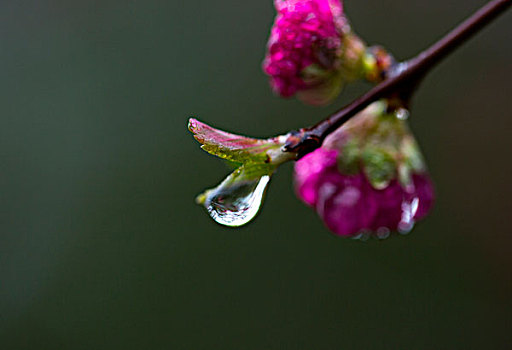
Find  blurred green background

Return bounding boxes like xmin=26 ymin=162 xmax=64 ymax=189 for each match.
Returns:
xmin=1 ymin=0 xmax=511 ymax=348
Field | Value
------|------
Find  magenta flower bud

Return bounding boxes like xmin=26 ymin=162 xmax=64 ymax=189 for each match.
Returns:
xmin=263 ymin=0 xmax=371 ymax=105
xmin=293 ymin=147 xmax=338 ymax=206
xmin=294 ymin=102 xmax=434 ymax=238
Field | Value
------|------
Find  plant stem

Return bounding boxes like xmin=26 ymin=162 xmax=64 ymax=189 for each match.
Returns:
xmin=285 ymin=0 xmax=512 ymax=158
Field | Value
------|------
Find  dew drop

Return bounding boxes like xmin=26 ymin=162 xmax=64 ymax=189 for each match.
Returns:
xmin=352 ymin=233 xmax=363 ymax=240
xmin=398 ymin=196 xmax=419 ymax=234
xmin=396 ymin=108 xmax=409 ymax=120
xmin=398 ymin=221 xmax=414 ymax=235
xmin=204 ymin=175 xmax=271 ymax=227
xmin=352 ymin=230 xmax=371 ymax=241
xmin=376 ymin=227 xmax=391 ymax=240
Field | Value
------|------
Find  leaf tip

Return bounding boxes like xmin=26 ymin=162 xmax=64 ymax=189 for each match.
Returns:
xmin=188 ymin=117 xmax=207 ymax=144
xmin=188 ymin=117 xmax=199 ymax=133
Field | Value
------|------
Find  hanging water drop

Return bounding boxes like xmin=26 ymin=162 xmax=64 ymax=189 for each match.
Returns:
xmin=202 ymin=175 xmax=271 ymax=227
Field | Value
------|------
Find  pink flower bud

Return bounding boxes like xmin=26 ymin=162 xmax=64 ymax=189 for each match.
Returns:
xmin=263 ymin=0 xmax=357 ymax=105
xmin=293 ymin=102 xmax=435 ymax=238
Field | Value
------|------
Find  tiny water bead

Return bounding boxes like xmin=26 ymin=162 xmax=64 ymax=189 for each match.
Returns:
xmin=376 ymin=227 xmax=391 ymax=240
xmin=395 ymin=108 xmax=409 ymax=120
xmin=398 ymin=196 xmax=419 ymax=234
xmin=202 ymin=175 xmax=271 ymax=227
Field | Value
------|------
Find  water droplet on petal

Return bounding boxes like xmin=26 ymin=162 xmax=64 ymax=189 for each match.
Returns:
xmin=398 ymin=222 xmax=414 ymax=235
xmin=376 ymin=227 xmax=391 ymax=239
xmin=204 ymin=175 xmax=271 ymax=227
xmin=352 ymin=230 xmax=371 ymax=241
xmin=398 ymin=196 xmax=418 ymax=234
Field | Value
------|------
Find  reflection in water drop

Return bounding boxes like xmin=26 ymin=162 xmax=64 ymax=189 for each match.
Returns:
xmin=204 ymin=176 xmax=270 ymax=227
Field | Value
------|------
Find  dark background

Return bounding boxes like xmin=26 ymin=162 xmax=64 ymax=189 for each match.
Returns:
xmin=1 ymin=0 xmax=512 ymax=348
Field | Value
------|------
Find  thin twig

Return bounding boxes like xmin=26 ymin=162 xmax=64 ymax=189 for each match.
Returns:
xmin=285 ymin=0 xmax=511 ymax=158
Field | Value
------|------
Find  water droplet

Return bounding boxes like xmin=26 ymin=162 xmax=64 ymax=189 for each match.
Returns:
xmin=398 ymin=196 xmax=418 ymax=234
xmin=352 ymin=230 xmax=371 ymax=241
xmin=396 ymin=108 xmax=409 ymax=120
xmin=352 ymin=233 xmax=363 ymax=240
xmin=398 ymin=222 xmax=414 ymax=235
xmin=376 ymin=227 xmax=391 ymax=239
xmin=204 ymin=175 xmax=271 ymax=227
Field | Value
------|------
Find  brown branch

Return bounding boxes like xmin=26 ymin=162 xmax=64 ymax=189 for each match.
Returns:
xmin=285 ymin=0 xmax=512 ymax=158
